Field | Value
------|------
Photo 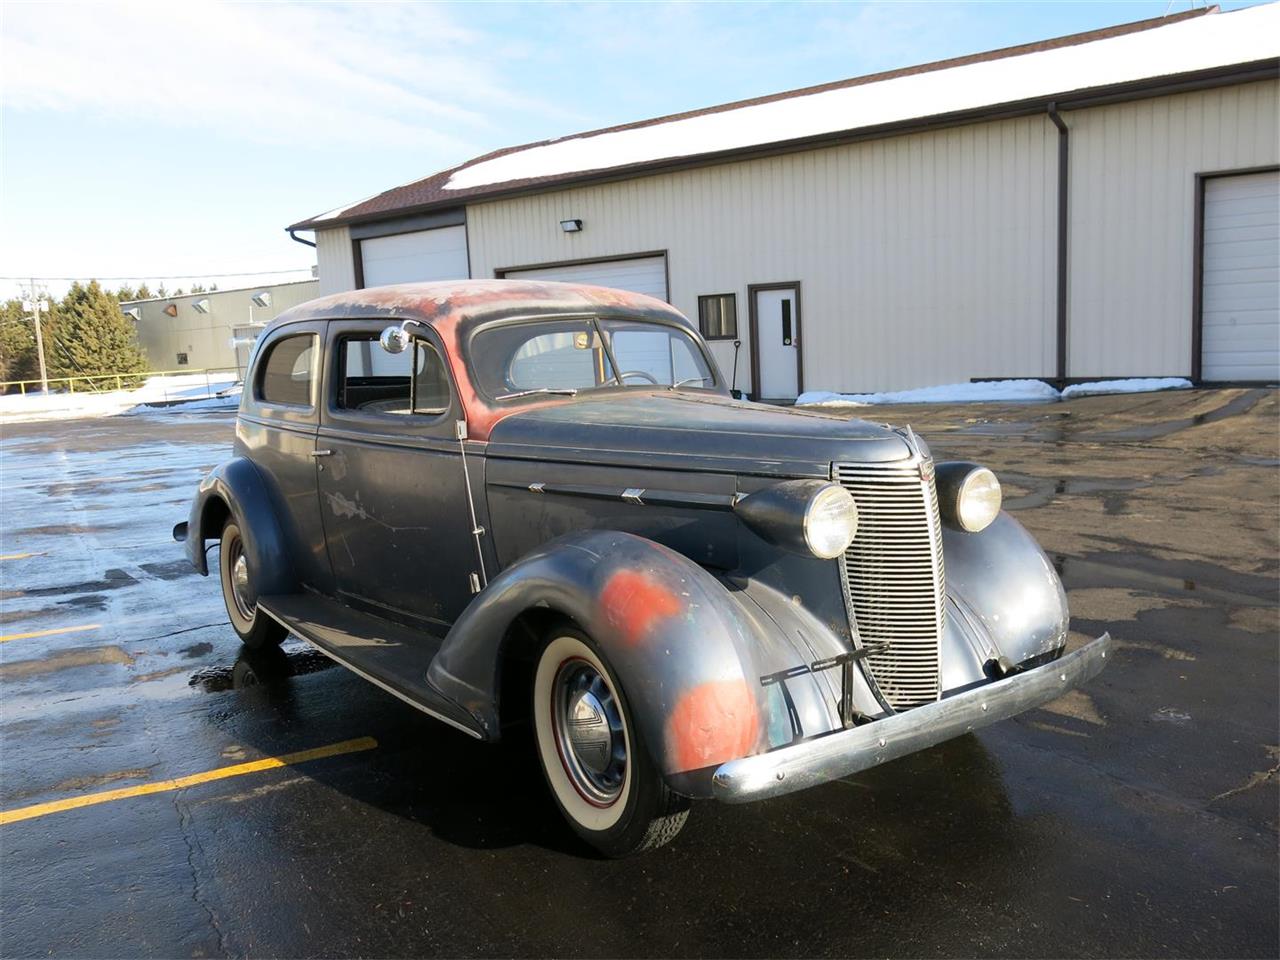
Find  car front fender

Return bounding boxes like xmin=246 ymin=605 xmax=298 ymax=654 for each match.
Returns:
xmin=940 ymin=511 xmax=1071 ymax=690
xmin=428 ymin=529 xmax=848 ymax=797
xmin=184 ymin=457 xmax=296 ymax=600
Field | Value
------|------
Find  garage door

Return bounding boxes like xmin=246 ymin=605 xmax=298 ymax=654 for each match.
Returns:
xmin=1201 ymin=171 xmax=1279 ymax=382
xmin=360 ymin=225 xmax=469 ymax=287
xmin=502 ymin=255 xmax=667 ymax=301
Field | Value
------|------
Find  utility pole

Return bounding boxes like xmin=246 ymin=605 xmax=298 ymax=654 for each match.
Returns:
xmin=22 ymin=280 xmax=50 ymax=394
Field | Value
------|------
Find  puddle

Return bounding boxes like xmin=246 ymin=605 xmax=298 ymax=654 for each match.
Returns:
xmin=1055 ymin=552 xmax=1276 ymax=607
xmin=13 ymin=524 xmax=121 ymax=537
xmin=20 ymin=570 xmax=137 ymax=599
xmin=189 ymin=646 xmax=335 ymax=692
xmin=0 ymin=645 xmax=135 ymax=680
xmin=181 ymin=642 xmax=214 ymax=659
xmin=138 ymin=560 xmax=196 ymax=581
xmin=1079 ymin=389 xmax=1269 ymax=443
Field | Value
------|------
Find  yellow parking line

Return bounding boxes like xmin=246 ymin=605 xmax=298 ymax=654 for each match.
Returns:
xmin=0 ymin=552 xmax=44 ymax=561
xmin=0 ymin=736 xmax=378 ymax=826
xmin=0 ymin=623 xmax=102 ymax=644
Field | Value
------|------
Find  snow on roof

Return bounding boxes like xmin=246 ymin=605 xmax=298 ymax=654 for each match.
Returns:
xmin=287 ymin=4 xmax=1279 ymax=230
xmin=444 ymin=3 xmax=1279 ymax=192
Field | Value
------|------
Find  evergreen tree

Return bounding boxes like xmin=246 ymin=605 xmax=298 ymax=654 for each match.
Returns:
xmin=135 ymin=283 xmax=153 ymax=300
xmin=114 ymin=285 xmax=138 ymax=302
xmin=156 ymin=283 xmax=168 ymax=299
xmin=46 ymin=281 xmax=149 ymax=384
xmin=0 ymin=299 xmax=40 ymax=386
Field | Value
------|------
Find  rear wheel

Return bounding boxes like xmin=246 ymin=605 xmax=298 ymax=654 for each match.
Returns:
xmin=532 ymin=625 xmax=689 ymax=857
xmin=219 ymin=520 xmax=285 ymax=650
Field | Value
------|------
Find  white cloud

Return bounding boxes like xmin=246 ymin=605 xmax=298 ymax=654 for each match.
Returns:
xmin=0 ymin=1 xmax=577 ymax=152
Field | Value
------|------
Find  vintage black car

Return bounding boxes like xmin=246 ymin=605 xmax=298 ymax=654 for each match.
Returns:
xmin=178 ymin=280 xmax=1109 ymax=857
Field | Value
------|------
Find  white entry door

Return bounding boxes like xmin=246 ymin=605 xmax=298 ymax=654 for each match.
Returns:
xmin=1201 ymin=171 xmax=1279 ymax=382
xmin=753 ymin=286 xmax=800 ymax=401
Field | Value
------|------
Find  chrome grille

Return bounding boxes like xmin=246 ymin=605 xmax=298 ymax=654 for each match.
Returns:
xmin=834 ymin=459 xmax=945 ymax=710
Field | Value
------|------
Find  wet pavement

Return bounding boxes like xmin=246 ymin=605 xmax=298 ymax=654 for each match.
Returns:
xmin=0 ymin=391 xmax=1276 ymax=959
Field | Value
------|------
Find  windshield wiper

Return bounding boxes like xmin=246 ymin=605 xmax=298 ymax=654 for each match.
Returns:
xmin=494 ymin=387 xmax=579 ymax=400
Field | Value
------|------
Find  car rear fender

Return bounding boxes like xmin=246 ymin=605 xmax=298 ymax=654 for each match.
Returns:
xmin=184 ymin=457 xmax=295 ymax=599
xmin=427 ymin=529 xmax=876 ymax=798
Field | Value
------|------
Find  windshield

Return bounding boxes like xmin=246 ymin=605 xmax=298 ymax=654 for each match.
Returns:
xmin=471 ymin=317 xmax=717 ymax=399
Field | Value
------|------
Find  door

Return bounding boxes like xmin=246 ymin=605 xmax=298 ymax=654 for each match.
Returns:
xmin=237 ymin=320 xmax=334 ymax=594
xmin=750 ymin=284 xmax=801 ymax=401
xmin=316 ymin=320 xmax=479 ymax=631
xmin=1201 ymin=170 xmax=1279 ymax=382
xmin=359 ymin=225 xmax=469 ymax=287
xmin=501 ymin=254 xmax=668 ymax=301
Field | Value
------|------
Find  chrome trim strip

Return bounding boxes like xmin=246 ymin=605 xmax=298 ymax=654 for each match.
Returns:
xmin=711 ymin=633 xmax=1111 ymax=803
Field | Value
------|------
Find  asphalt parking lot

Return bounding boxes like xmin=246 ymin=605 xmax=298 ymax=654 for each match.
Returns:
xmin=1 ymin=389 xmax=1276 ymax=959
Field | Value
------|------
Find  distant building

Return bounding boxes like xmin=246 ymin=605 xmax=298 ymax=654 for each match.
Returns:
xmin=122 ymin=279 xmax=319 ymax=374
xmin=289 ymin=5 xmax=1280 ymax=397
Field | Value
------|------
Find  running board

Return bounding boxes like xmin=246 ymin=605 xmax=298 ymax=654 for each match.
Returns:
xmin=257 ymin=593 xmax=484 ymax=740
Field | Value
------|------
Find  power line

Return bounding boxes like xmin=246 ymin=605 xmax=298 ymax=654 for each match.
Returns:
xmin=0 ymin=267 xmax=314 ymax=282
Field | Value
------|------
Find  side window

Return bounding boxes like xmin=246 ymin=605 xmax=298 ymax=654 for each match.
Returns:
xmin=698 ymin=294 xmax=737 ymax=340
xmin=336 ymin=335 xmax=451 ymax=417
xmin=257 ymin=334 xmax=315 ymax=407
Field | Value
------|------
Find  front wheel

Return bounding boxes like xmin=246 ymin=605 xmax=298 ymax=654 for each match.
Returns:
xmin=532 ymin=625 xmax=689 ymax=857
xmin=219 ymin=520 xmax=286 ymax=650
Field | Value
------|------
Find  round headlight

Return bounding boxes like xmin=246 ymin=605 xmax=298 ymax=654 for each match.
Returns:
xmin=957 ymin=467 xmax=1002 ymax=532
xmin=804 ymin=484 xmax=859 ymax=559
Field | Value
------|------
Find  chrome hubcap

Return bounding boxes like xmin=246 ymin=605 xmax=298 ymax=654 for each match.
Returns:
xmin=553 ymin=660 xmax=626 ymax=805
xmin=229 ymin=545 xmax=254 ymax=619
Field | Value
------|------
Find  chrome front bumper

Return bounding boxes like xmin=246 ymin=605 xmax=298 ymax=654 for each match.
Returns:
xmin=712 ymin=632 xmax=1111 ymax=803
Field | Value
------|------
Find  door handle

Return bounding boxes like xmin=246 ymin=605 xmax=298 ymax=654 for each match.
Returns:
xmin=310 ymin=449 xmax=333 ymax=458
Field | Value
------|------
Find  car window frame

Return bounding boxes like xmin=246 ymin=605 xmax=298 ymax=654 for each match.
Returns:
xmin=320 ymin=319 xmax=461 ymax=440
xmin=252 ymin=328 xmax=320 ymax=414
xmin=465 ymin=311 xmax=723 ymax=405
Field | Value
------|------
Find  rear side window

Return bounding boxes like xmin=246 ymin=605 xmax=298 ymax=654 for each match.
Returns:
xmin=257 ymin=334 xmax=315 ymax=407
xmin=336 ymin=335 xmax=451 ymax=417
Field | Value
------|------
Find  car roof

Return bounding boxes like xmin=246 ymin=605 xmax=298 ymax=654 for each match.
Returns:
xmin=266 ymin=278 xmax=694 ymax=339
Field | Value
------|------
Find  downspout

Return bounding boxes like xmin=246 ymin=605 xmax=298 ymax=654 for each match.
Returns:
xmin=1047 ymin=103 xmax=1069 ymax=385
xmin=288 ymin=228 xmax=317 ymax=248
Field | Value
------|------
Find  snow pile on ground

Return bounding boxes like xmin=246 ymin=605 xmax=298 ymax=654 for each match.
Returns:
xmin=0 ymin=372 xmax=239 ymax=424
xmin=797 ymin=377 xmax=1192 ymax=407
xmin=126 ymin=386 xmax=242 ymax=415
xmin=1059 ymin=377 xmax=1192 ymax=399
xmin=798 ymin=379 xmax=1061 ymax=407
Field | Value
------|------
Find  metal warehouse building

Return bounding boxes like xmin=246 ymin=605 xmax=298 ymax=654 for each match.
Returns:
xmin=123 ymin=279 xmax=318 ymax=374
xmin=288 ymin=5 xmax=1279 ymax=401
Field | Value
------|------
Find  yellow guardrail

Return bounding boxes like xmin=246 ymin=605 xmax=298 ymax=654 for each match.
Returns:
xmin=1 ymin=367 xmax=241 ymax=398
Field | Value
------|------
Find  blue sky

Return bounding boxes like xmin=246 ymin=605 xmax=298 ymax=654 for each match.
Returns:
xmin=0 ymin=0 xmax=1262 ymax=300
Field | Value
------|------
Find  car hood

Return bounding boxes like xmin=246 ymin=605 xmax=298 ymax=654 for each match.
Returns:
xmin=483 ymin=392 xmax=914 ymax=478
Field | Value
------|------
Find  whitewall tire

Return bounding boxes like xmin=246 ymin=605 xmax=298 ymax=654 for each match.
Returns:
xmin=532 ymin=626 xmax=689 ymax=857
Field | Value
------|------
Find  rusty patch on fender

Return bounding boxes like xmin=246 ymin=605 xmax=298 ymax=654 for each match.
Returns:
xmin=665 ymin=679 xmax=760 ymax=773
xmin=599 ymin=569 xmax=683 ymax=645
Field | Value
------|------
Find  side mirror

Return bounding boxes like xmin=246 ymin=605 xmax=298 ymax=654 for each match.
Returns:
xmin=380 ymin=324 xmax=411 ymax=354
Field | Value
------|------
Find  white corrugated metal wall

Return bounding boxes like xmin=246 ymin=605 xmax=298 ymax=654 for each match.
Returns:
xmin=1067 ymin=81 xmax=1279 ymax=377
xmin=315 ymin=79 xmax=1279 ymax=392
xmin=467 ymin=115 xmax=1058 ymax=395
xmin=316 ymin=225 xmax=355 ymax=296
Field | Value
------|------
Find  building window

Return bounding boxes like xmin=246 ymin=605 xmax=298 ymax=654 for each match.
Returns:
xmin=175 ymin=352 xmax=189 ymax=366
xmin=698 ymin=294 xmax=737 ymax=340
